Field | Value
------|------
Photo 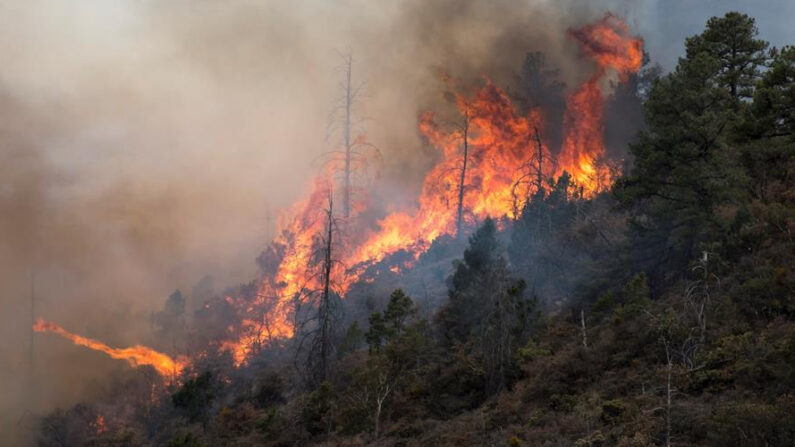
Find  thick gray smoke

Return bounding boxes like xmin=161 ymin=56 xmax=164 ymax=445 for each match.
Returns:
xmin=0 ymin=0 xmax=791 ymax=444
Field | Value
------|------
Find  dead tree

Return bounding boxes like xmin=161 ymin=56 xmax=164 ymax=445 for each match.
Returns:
xmin=325 ymin=52 xmax=381 ymax=219
xmin=533 ymin=126 xmax=544 ymax=196
xmin=348 ymin=358 xmax=396 ymax=440
xmin=685 ymin=251 xmax=720 ymax=345
xmin=455 ymin=103 xmax=471 ymax=239
xmin=372 ymin=370 xmax=392 ymax=439
xmin=294 ymin=193 xmax=344 ymax=387
xmin=645 ymin=309 xmax=690 ymax=447
xmin=317 ymin=197 xmax=334 ymax=382
xmin=342 ymin=55 xmax=353 ymax=218
xmin=28 ymin=266 xmax=36 ymax=394
xmin=510 ymin=126 xmax=549 ymax=219
xmin=580 ymin=308 xmax=588 ymax=349
xmin=661 ymin=334 xmax=674 ymax=447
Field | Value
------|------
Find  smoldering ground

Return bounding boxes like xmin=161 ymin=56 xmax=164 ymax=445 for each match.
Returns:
xmin=1 ymin=0 xmax=793 ymax=445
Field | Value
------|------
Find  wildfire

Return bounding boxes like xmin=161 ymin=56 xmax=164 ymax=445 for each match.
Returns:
xmin=219 ymin=13 xmax=643 ymax=365
xmin=29 ymin=14 xmax=644 ymax=374
xmin=33 ymin=318 xmax=186 ymax=377
xmin=557 ymin=13 xmax=643 ymax=192
xmin=345 ymin=81 xmax=551 ymax=269
xmin=92 ymin=415 xmax=107 ymax=435
xmin=221 ymin=174 xmax=349 ymax=365
xmin=346 ymin=14 xmax=642 ymax=268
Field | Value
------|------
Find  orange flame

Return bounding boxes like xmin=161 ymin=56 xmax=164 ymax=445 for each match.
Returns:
xmin=557 ymin=13 xmax=643 ymax=192
xmin=92 ymin=415 xmax=107 ymax=435
xmin=345 ymin=81 xmax=551 ymax=268
xmin=221 ymin=174 xmax=345 ymax=365
xmin=33 ymin=318 xmax=186 ymax=377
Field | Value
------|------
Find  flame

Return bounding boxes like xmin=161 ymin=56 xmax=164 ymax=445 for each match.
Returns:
xmin=221 ymin=174 xmax=346 ymax=365
xmin=219 ymin=14 xmax=643 ymax=365
xmin=33 ymin=318 xmax=186 ymax=377
xmin=345 ymin=81 xmax=552 ymax=268
xmin=557 ymin=13 xmax=643 ymax=192
xmin=92 ymin=415 xmax=107 ymax=435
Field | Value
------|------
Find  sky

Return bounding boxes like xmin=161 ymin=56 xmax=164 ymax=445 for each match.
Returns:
xmin=640 ymin=0 xmax=795 ymax=70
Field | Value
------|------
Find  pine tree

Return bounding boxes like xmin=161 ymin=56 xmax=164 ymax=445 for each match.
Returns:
xmin=614 ymin=12 xmax=768 ymax=283
xmin=437 ymin=218 xmax=505 ymax=344
xmin=737 ymin=45 xmax=795 ymax=200
xmin=685 ymin=12 xmax=769 ymax=101
xmin=437 ymin=218 xmax=532 ymax=394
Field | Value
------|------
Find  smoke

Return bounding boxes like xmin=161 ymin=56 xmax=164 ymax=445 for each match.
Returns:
xmin=1 ymin=0 xmax=791 ymax=444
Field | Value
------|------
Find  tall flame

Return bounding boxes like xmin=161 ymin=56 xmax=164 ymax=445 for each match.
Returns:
xmin=33 ymin=318 xmax=186 ymax=377
xmin=345 ymin=81 xmax=551 ymax=269
xmin=221 ymin=174 xmax=345 ymax=364
xmin=557 ymin=13 xmax=643 ymax=192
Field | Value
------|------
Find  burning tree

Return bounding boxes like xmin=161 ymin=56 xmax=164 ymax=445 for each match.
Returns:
xmin=510 ymin=125 xmax=550 ymax=218
xmin=294 ymin=191 xmax=345 ymax=387
xmin=557 ymin=13 xmax=643 ymax=193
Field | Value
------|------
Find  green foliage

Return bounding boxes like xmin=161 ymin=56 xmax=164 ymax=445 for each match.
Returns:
xmin=366 ymin=289 xmax=417 ymax=351
xmin=517 ymin=339 xmax=552 ymax=362
xmin=255 ymin=408 xmax=280 ymax=435
xmin=172 ymin=372 xmax=216 ymax=424
xmin=337 ymin=321 xmax=364 ymax=357
xmin=438 ymin=219 xmax=536 ymax=394
xmin=620 ymin=273 xmax=651 ymax=316
xmin=685 ymin=12 xmax=769 ymax=100
xmin=383 ymin=288 xmax=416 ymax=334
xmin=166 ymin=432 xmax=204 ymax=447
xmin=426 ymin=343 xmax=486 ymax=416
xmin=548 ymin=393 xmax=577 ymax=412
xmin=301 ymin=381 xmax=334 ymax=436
xmin=252 ymin=371 xmax=285 ymax=409
xmin=591 ymin=292 xmax=615 ymax=317
xmin=710 ymin=396 xmax=795 ymax=446
xmin=365 ymin=311 xmax=387 ymax=351
xmin=600 ymin=399 xmax=626 ymax=424
xmin=438 ymin=218 xmax=505 ymax=344
xmin=748 ymin=45 xmax=795 ymax=139
xmin=508 ymin=434 xmax=523 ymax=446
xmin=613 ymin=13 xmax=772 ymax=283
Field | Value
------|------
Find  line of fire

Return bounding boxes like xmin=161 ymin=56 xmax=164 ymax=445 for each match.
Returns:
xmin=33 ymin=14 xmax=642 ymax=379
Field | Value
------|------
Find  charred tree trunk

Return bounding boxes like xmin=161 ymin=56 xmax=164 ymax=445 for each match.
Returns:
xmin=533 ymin=126 xmax=545 ymax=237
xmin=456 ymin=107 xmax=470 ymax=240
xmin=580 ymin=308 xmax=588 ymax=349
xmin=663 ymin=337 xmax=673 ymax=447
xmin=318 ymin=197 xmax=335 ymax=383
xmin=534 ymin=126 xmax=544 ymax=196
xmin=343 ymin=56 xmax=353 ymax=218
xmin=29 ymin=267 xmax=36 ymax=385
